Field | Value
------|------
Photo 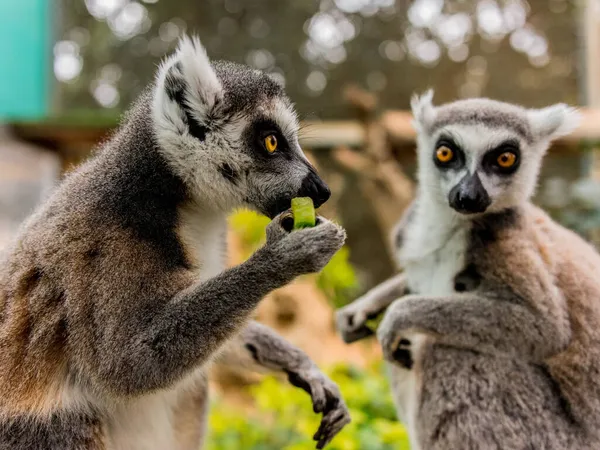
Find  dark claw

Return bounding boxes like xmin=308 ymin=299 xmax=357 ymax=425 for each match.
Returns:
xmin=281 ymin=213 xmax=294 ymax=232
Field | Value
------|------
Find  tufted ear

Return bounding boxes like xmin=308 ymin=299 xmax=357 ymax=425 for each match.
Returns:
xmin=410 ymin=89 xmax=436 ymax=133
xmin=527 ymin=104 xmax=581 ymax=141
xmin=172 ymin=35 xmax=223 ymax=114
xmin=153 ymin=35 xmax=223 ymax=140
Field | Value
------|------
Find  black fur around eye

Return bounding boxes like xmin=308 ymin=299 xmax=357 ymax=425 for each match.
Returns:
xmin=482 ymin=143 xmax=521 ymax=175
xmin=433 ymin=137 xmax=465 ymax=170
xmin=246 ymin=119 xmax=291 ymax=160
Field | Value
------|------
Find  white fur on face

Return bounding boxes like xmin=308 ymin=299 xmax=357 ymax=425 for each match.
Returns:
xmin=417 ymin=124 xmax=539 ymax=213
xmin=411 ymin=91 xmax=581 ymax=214
xmin=266 ymin=98 xmax=299 ymax=139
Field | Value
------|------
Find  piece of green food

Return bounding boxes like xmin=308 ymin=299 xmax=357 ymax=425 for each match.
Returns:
xmin=365 ymin=315 xmax=384 ymax=332
xmin=291 ymin=197 xmax=316 ymax=229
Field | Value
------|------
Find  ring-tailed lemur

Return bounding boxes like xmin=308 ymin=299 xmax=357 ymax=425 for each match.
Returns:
xmin=0 ymin=36 xmax=350 ymax=450
xmin=337 ymin=92 xmax=600 ymax=449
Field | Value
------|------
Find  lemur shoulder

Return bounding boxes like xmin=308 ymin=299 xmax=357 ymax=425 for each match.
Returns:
xmin=338 ymin=92 xmax=600 ymax=449
xmin=0 ymin=36 xmax=350 ymax=450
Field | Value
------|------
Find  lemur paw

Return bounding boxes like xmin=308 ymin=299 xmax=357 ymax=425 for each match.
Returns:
xmin=377 ymin=302 xmax=415 ymax=369
xmin=266 ymin=212 xmax=346 ymax=275
xmin=286 ymin=366 xmax=351 ymax=449
xmin=335 ymin=298 xmax=378 ymax=344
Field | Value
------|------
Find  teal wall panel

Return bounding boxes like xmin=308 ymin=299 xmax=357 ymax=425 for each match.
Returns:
xmin=0 ymin=0 xmax=49 ymax=119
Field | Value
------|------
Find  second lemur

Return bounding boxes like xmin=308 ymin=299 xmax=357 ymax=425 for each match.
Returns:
xmin=337 ymin=92 xmax=600 ymax=449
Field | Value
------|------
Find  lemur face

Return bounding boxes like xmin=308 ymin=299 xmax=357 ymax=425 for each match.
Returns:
xmin=152 ymin=36 xmax=330 ymax=217
xmin=411 ymin=91 xmax=580 ymax=215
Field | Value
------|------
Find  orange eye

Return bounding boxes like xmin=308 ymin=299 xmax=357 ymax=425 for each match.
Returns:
xmin=497 ymin=152 xmax=516 ymax=168
xmin=436 ymin=146 xmax=454 ymax=163
xmin=264 ymin=135 xmax=278 ymax=153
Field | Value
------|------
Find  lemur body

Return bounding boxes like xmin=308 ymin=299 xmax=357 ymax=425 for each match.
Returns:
xmin=338 ymin=93 xmax=600 ymax=449
xmin=0 ymin=37 xmax=350 ymax=449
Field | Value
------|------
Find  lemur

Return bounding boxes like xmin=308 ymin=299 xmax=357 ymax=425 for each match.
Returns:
xmin=0 ymin=36 xmax=351 ymax=450
xmin=337 ymin=91 xmax=600 ymax=449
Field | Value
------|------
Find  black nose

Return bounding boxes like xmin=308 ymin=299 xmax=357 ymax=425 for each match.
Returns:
xmin=298 ymin=172 xmax=331 ymax=209
xmin=449 ymin=173 xmax=491 ymax=214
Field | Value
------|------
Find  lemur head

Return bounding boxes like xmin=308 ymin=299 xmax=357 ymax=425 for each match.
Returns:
xmin=152 ymin=36 xmax=330 ymax=218
xmin=410 ymin=91 xmax=580 ymax=216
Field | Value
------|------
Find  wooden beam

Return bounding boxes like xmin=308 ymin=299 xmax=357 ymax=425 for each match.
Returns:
xmin=585 ymin=0 xmax=600 ymax=107
xmin=10 ymin=107 xmax=600 ymax=161
xmin=299 ymin=121 xmax=365 ymax=148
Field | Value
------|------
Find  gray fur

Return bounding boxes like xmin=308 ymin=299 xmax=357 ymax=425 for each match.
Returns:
xmin=431 ymin=98 xmax=534 ymax=142
xmin=0 ymin=36 xmax=348 ymax=449
xmin=337 ymin=94 xmax=599 ymax=449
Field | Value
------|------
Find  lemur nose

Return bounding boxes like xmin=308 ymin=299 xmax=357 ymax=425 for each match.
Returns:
xmin=449 ymin=173 xmax=491 ymax=214
xmin=298 ymin=172 xmax=331 ymax=209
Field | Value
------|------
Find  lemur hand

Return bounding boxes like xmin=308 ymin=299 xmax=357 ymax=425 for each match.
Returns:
xmin=286 ymin=364 xmax=351 ymax=449
xmin=377 ymin=298 xmax=418 ymax=369
xmin=335 ymin=296 xmax=378 ymax=344
xmin=265 ymin=211 xmax=346 ymax=276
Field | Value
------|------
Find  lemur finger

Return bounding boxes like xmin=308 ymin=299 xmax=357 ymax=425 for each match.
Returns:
xmin=335 ymin=309 xmax=371 ymax=342
xmin=265 ymin=209 xmax=293 ymax=242
xmin=286 ymin=370 xmax=326 ymax=413
xmin=314 ymin=407 xmax=350 ymax=449
xmin=340 ymin=325 xmax=375 ymax=344
xmin=310 ymin=380 xmax=327 ymax=413
xmin=315 ymin=418 xmax=348 ymax=450
xmin=313 ymin=401 xmax=346 ymax=440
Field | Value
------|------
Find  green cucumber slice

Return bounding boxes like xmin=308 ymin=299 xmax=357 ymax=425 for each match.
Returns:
xmin=291 ymin=197 xmax=316 ymax=229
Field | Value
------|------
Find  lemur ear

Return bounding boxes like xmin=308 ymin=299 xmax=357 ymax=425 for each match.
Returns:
xmin=174 ymin=35 xmax=223 ymax=112
xmin=410 ymin=89 xmax=436 ymax=133
xmin=153 ymin=35 xmax=224 ymax=140
xmin=527 ymin=104 xmax=581 ymax=141
xmin=266 ymin=72 xmax=285 ymax=89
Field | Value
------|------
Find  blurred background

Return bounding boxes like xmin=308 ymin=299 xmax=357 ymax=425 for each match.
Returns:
xmin=1 ymin=0 xmax=599 ymax=448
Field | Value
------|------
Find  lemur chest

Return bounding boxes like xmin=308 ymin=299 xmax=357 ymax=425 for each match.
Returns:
xmin=391 ymin=222 xmax=470 ymax=447
xmin=177 ymin=206 xmax=227 ymax=281
xmin=400 ymin=226 xmax=470 ymax=296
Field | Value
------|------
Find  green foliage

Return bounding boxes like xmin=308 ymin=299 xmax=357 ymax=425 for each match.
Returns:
xmin=229 ymin=209 xmax=271 ymax=259
xmin=206 ymin=362 xmax=409 ymax=450
xmin=316 ymin=246 xmax=360 ymax=309
xmin=229 ymin=209 xmax=360 ymax=307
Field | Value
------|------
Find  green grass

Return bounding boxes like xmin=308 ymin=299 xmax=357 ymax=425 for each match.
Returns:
xmin=207 ymin=362 xmax=410 ymax=450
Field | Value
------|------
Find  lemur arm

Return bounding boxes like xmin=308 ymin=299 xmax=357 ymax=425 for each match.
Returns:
xmin=217 ymin=321 xmax=351 ymax=449
xmin=336 ymin=201 xmax=416 ymax=344
xmin=378 ymin=292 xmax=571 ymax=364
xmin=336 ymin=273 xmax=407 ymax=343
xmin=84 ymin=217 xmax=345 ymax=397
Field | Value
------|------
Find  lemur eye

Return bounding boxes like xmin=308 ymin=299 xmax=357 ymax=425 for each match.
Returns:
xmin=264 ymin=135 xmax=278 ymax=153
xmin=497 ymin=152 xmax=516 ymax=168
xmin=436 ymin=146 xmax=454 ymax=163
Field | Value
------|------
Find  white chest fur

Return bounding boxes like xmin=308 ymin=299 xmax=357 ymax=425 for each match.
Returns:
xmin=400 ymin=225 xmax=468 ymax=296
xmin=390 ymin=201 xmax=469 ymax=450
xmin=178 ymin=203 xmax=227 ymax=281
xmin=105 ymin=390 xmax=178 ymax=450
xmin=105 ymin=372 xmax=207 ymax=450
